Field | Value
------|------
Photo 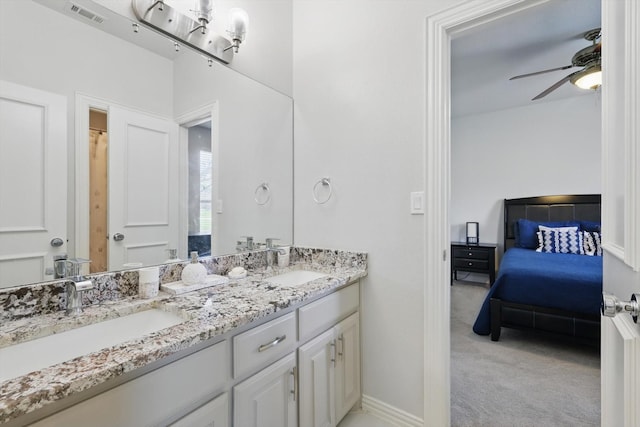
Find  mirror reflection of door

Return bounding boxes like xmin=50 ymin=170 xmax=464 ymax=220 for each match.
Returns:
xmin=187 ymin=121 xmax=213 ymax=257
xmin=89 ymin=109 xmax=108 ymax=273
xmin=0 ymin=81 xmax=67 ymax=288
xmin=107 ymin=105 xmax=180 ymax=270
xmin=79 ymin=97 xmax=181 ymax=273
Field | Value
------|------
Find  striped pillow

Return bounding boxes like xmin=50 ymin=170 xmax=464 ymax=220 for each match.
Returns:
xmin=536 ymin=226 xmax=583 ymax=254
xmin=583 ymin=231 xmax=603 ymax=256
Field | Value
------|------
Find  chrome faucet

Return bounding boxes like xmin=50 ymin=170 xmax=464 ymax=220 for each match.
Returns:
xmin=265 ymin=238 xmax=286 ymax=268
xmin=237 ymin=236 xmax=254 ymax=252
xmin=65 ymin=278 xmax=94 ymax=315
xmin=55 ymin=258 xmax=94 ymax=316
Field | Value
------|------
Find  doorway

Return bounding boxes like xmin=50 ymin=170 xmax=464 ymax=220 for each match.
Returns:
xmin=89 ymin=109 xmax=108 ymax=273
xmin=176 ymin=103 xmax=218 ymax=260
xmin=423 ymin=1 xmax=559 ymax=424
xmin=186 ymin=120 xmax=213 ymax=258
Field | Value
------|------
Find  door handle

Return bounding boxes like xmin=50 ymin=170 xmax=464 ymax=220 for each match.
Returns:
xmin=50 ymin=238 xmax=64 ymax=247
xmin=113 ymin=233 xmax=125 ymax=242
xmin=602 ymin=292 xmax=639 ymax=323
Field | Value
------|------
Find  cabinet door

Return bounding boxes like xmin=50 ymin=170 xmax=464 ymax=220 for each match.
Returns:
xmin=234 ymin=352 xmax=297 ymax=427
xmin=298 ymin=328 xmax=336 ymax=427
xmin=334 ymin=312 xmax=360 ymax=423
xmin=169 ymin=392 xmax=228 ymax=427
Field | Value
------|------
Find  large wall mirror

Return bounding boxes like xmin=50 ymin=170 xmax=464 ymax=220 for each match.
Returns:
xmin=0 ymin=0 xmax=293 ymax=289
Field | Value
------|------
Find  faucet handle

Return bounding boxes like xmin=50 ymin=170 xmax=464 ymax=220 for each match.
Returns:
xmin=265 ymin=238 xmax=280 ymax=248
xmin=241 ymin=236 xmax=254 ymax=250
xmin=67 ymin=258 xmax=92 ymax=277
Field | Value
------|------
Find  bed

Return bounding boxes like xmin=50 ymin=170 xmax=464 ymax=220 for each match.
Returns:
xmin=472 ymin=194 xmax=602 ymax=343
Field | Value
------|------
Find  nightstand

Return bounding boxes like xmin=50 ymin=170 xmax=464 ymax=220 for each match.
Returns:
xmin=451 ymin=242 xmax=497 ymax=286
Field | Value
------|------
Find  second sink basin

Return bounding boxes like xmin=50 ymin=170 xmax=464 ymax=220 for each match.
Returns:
xmin=265 ymin=270 xmax=328 ymax=287
xmin=0 ymin=308 xmax=186 ymax=383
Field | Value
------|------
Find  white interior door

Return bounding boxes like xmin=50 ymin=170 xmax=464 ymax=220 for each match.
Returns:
xmin=0 ymin=80 xmax=66 ymax=288
xmin=600 ymin=1 xmax=640 ymax=425
xmin=108 ymin=105 xmax=179 ymax=270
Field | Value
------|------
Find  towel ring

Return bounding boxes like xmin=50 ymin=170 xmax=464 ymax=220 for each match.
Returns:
xmin=254 ymin=182 xmax=271 ymax=205
xmin=312 ymin=177 xmax=332 ymax=204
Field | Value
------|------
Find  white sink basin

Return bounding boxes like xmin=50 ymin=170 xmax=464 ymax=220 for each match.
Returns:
xmin=0 ymin=308 xmax=185 ymax=383
xmin=265 ymin=270 xmax=328 ymax=287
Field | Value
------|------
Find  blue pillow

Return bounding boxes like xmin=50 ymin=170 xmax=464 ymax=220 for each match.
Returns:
xmin=515 ymin=219 xmax=580 ymax=249
xmin=580 ymin=220 xmax=601 ymax=232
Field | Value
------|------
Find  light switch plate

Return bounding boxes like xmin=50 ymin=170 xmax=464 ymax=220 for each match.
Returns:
xmin=410 ymin=191 xmax=424 ymax=214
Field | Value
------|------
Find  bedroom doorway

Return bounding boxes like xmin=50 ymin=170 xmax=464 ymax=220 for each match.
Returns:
xmin=448 ymin=1 xmax=602 ymax=425
xmin=421 ymin=0 xmax=636 ymax=425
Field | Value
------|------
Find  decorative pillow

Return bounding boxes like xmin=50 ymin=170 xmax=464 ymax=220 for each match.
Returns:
xmin=583 ymin=231 xmax=603 ymax=256
xmin=580 ymin=220 xmax=602 ymax=233
xmin=536 ymin=226 xmax=583 ymax=254
xmin=516 ymin=219 xmax=580 ymax=249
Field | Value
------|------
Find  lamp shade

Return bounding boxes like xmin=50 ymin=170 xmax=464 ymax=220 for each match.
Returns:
xmin=227 ymin=8 xmax=249 ymax=42
xmin=195 ymin=0 xmax=213 ymax=23
xmin=571 ymin=64 xmax=602 ymax=90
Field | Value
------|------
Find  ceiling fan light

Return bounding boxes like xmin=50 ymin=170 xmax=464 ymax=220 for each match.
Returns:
xmin=572 ymin=64 xmax=602 ymax=90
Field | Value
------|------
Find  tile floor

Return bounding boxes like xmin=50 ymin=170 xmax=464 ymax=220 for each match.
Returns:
xmin=338 ymin=410 xmax=396 ymax=427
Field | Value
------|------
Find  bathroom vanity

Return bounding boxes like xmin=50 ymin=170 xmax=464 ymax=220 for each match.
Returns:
xmin=0 ymin=248 xmax=366 ymax=427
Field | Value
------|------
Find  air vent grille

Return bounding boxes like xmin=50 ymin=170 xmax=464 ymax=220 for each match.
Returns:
xmin=67 ymin=2 xmax=106 ymax=24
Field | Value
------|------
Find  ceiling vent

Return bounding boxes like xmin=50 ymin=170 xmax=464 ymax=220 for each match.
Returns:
xmin=67 ymin=2 xmax=106 ymax=24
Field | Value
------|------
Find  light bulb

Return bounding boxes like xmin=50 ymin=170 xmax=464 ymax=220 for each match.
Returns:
xmin=227 ymin=8 xmax=249 ymax=42
xmin=572 ymin=64 xmax=602 ymax=90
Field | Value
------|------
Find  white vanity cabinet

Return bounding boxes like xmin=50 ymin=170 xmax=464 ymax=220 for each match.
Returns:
xmin=233 ymin=281 xmax=361 ymax=427
xmin=233 ymin=352 xmax=298 ymax=427
xmin=21 ymin=280 xmax=361 ymax=427
xmin=30 ymin=340 xmax=229 ymax=427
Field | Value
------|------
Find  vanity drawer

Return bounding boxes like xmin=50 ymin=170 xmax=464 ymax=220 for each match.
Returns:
xmin=233 ymin=312 xmax=296 ymax=379
xmin=298 ymin=282 xmax=359 ymax=342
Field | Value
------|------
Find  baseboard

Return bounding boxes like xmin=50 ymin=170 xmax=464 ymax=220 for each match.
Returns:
xmin=361 ymin=395 xmax=424 ymax=427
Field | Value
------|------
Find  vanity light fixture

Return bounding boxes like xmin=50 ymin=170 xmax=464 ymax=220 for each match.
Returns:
xmin=132 ymin=0 xmax=249 ymax=64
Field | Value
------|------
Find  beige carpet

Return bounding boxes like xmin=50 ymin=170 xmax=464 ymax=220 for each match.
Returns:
xmin=450 ymin=281 xmax=600 ymax=427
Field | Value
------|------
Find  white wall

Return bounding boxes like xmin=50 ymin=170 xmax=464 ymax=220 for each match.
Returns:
xmin=292 ymin=0 xmax=464 ymax=420
xmin=451 ymin=96 xmax=602 ymax=255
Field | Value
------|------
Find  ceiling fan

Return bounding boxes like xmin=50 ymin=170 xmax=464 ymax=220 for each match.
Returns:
xmin=510 ymin=28 xmax=602 ymax=100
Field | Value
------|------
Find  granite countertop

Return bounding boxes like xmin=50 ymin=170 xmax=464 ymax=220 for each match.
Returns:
xmin=0 ymin=262 xmax=367 ymax=424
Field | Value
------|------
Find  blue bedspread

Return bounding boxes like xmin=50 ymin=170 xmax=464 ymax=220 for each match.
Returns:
xmin=472 ymin=248 xmax=603 ymax=335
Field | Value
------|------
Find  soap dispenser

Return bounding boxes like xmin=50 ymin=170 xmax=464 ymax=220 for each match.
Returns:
xmin=181 ymin=251 xmax=207 ymax=285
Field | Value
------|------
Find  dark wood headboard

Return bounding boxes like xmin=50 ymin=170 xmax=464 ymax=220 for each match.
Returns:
xmin=504 ymin=194 xmax=601 ymax=251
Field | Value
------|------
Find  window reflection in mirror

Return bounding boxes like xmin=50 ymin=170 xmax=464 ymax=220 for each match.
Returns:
xmin=187 ymin=121 xmax=213 ymax=257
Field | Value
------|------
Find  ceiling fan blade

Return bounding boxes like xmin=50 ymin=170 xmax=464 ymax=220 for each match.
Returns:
xmin=509 ymin=65 xmax=574 ymax=80
xmin=531 ymin=71 xmax=580 ymax=100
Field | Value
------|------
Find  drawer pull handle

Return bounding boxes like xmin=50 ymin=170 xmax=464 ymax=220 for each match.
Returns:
xmin=468 ymin=252 xmax=472 ymax=256
xmin=258 ymin=335 xmax=287 ymax=352
xmin=468 ymin=262 xmax=473 ymax=266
